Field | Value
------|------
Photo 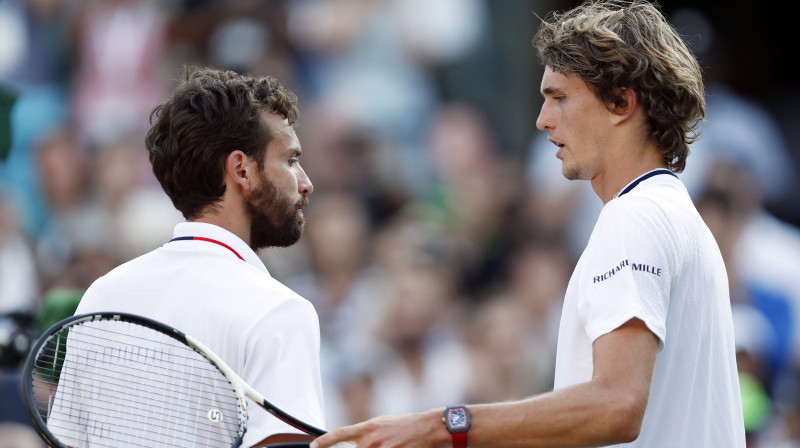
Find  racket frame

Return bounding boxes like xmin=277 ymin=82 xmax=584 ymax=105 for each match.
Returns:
xmin=23 ymin=312 xmax=325 ymax=448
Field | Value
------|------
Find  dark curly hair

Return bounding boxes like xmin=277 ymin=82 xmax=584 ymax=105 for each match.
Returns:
xmin=145 ymin=65 xmax=300 ymax=219
xmin=533 ymin=0 xmax=704 ymax=172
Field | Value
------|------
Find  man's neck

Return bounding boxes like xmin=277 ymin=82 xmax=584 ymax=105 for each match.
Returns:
xmin=189 ymin=212 xmax=251 ymax=246
xmin=591 ymin=147 xmax=668 ymax=204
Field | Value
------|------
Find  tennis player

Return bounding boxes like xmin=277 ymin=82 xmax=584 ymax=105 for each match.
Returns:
xmin=66 ymin=66 xmax=324 ymax=447
xmin=311 ymin=1 xmax=745 ymax=447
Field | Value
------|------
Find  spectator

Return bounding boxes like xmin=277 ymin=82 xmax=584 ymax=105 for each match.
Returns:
xmin=366 ymin=263 xmax=470 ymax=417
xmin=0 ymin=2 xmax=798 ymax=442
xmin=0 ymin=194 xmax=38 ymax=313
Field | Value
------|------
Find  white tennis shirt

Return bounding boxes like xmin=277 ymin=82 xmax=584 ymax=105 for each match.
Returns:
xmin=70 ymin=222 xmax=326 ymax=447
xmin=554 ymin=169 xmax=745 ymax=447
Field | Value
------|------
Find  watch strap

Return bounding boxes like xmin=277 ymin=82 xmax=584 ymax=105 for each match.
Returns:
xmin=443 ymin=405 xmax=470 ymax=448
xmin=451 ymin=431 xmax=467 ymax=448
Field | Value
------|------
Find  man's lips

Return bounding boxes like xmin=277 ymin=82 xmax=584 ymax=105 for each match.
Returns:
xmin=296 ymin=197 xmax=309 ymax=217
xmin=549 ymin=138 xmax=565 ymax=158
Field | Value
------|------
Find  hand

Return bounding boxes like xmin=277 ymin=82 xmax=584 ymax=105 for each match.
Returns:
xmin=311 ymin=410 xmax=447 ymax=448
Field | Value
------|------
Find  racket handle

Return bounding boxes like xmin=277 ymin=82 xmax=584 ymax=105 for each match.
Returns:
xmin=253 ymin=443 xmax=312 ymax=448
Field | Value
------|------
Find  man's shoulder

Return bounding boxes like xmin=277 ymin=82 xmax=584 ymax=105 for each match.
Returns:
xmin=85 ymin=248 xmax=162 ymax=289
xmin=83 ymin=246 xmax=312 ymax=310
xmin=211 ymin=261 xmax=314 ymax=314
xmin=77 ymin=248 xmax=165 ymax=306
xmin=596 ymin=194 xmax=668 ymax=233
xmin=600 ymin=179 xmax=692 ymax=228
xmin=114 ymin=244 xmax=173 ymax=271
xmin=587 ymin=191 xmax=685 ymax=260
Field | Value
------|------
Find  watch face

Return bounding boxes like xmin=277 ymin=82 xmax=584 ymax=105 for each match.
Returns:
xmin=448 ymin=408 xmax=467 ymax=428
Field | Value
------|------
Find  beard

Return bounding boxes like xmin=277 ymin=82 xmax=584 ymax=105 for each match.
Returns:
xmin=246 ymin=177 xmax=307 ymax=251
xmin=561 ymin=158 xmax=590 ymax=181
xmin=563 ymin=164 xmax=582 ymax=180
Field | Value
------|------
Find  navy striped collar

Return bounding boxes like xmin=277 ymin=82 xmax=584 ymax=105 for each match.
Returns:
xmin=614 ymin=168 xmax=677 ymax=199
xmin=167 ymin=222 xmax=270 ymax=275
xmin=169 ymin=236 xmax=245 ymax=261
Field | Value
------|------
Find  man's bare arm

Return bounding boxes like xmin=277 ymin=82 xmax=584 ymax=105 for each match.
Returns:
xmin=312 ymin=318 xmax=659 ymax=448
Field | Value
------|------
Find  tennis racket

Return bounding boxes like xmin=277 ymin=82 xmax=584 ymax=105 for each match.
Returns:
xmin=22 ymin=312 xmax=326 ymax=448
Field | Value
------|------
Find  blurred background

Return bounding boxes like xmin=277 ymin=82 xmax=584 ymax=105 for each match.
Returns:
xmin=0 ymin=0 xmax=798 ymax=447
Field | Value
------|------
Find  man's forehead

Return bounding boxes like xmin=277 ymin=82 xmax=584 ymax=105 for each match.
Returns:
xmin=262 ymin=110 xmax=291 ymax=128
xmin=541 ymin=66 xmax=565 ymax=87
xmin=540 ymin=66 xmax=586 ymax=93
xmin=262 ymin=112 xmax=296 ymax=138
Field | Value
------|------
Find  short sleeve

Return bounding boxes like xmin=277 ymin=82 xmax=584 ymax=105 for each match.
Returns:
xmin=239 ymin=297 xmax=326 ymax=446
xmin=577 ymin=197 xmax=676 ymax=349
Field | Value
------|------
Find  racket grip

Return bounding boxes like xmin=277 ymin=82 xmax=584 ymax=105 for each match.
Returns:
xmin=254 ymin=443 xmax=312 ymax=448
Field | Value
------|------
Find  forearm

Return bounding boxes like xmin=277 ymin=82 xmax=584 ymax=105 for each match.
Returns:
xmin=311 ymin=321 xmax=656 ymax=448
xmin=310 ymin=379 xmax=644 ymax=448
xmin=467 ymin=380 xmax=645 ymax=448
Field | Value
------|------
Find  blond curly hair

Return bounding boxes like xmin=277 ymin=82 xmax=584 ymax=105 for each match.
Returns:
xmin=533 ymin=0 xmax=704 ymax=172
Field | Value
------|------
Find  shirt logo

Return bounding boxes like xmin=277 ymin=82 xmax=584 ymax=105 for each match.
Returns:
xmin=631 ymin=263 xmax=662 ymax=276
xmin=593 ymin=259 xmax=662 ymax=283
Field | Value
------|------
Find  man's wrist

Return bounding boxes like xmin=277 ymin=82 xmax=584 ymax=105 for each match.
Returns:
xmin=425 ymin=408 xmax=453 ymax=447
xmin=442 ymin=405 xmax=471 ymax=448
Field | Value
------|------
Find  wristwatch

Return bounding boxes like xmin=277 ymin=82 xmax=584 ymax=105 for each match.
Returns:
xmin=443 ymin=405 xmax=471 ymax=448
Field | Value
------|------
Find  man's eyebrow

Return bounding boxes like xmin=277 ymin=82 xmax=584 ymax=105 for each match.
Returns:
xmin=288 ymin=147 xmax=302 ymax=156
xmin=541 ymin=86 xmax=564 ymax=96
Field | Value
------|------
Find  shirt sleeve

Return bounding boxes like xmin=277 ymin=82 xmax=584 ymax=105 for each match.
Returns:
xmin=577 ymin=197 xmax=677 ymax=349
xmin=74 ymin=274 xmax=109 ymax=314
xmin=239 ymin=296 xmax=326 ymax=445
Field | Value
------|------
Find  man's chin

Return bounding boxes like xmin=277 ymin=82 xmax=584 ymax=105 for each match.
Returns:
xmin=561 ymin=162 xmax=587 ymax=181
xmin=562 ymin=167 xmax=580 ymax=181
xmin=250 ymin=227 xmax=303 ymax=251
xmin=278 ymin=233 xmax=302 ymax=248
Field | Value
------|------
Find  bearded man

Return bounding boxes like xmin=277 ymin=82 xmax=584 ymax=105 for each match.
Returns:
xmin=73 ymin=66 xmax=323 ymax=448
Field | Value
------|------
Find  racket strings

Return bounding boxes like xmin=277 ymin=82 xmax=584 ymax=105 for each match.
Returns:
xmin=32 ymin=326 xmax=239 ymax=414
xmin=38 ymin=322 xmax=223 ymax=368
xmin=29 ymin=320 xmax=246 ymax=448
xmin=32 ymin=376 xmax=238 ymax=441
xmin=42 ymin=417 xmax=234 ymax=447
xmin=33 ymin=324 xmax=241 ymax=446
xmin=33 ymin=343 xmax=240 ymax=410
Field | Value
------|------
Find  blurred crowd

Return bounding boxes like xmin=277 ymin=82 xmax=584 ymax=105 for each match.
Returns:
xmin=0 ymin=1 xmax=799 ymax=447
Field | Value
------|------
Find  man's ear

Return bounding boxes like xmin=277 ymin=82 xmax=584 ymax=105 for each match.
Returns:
xmin=225 ymin=150 xmax=255 ymax=192
xmin=609 ymin=88 xmax=638 ymax=125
